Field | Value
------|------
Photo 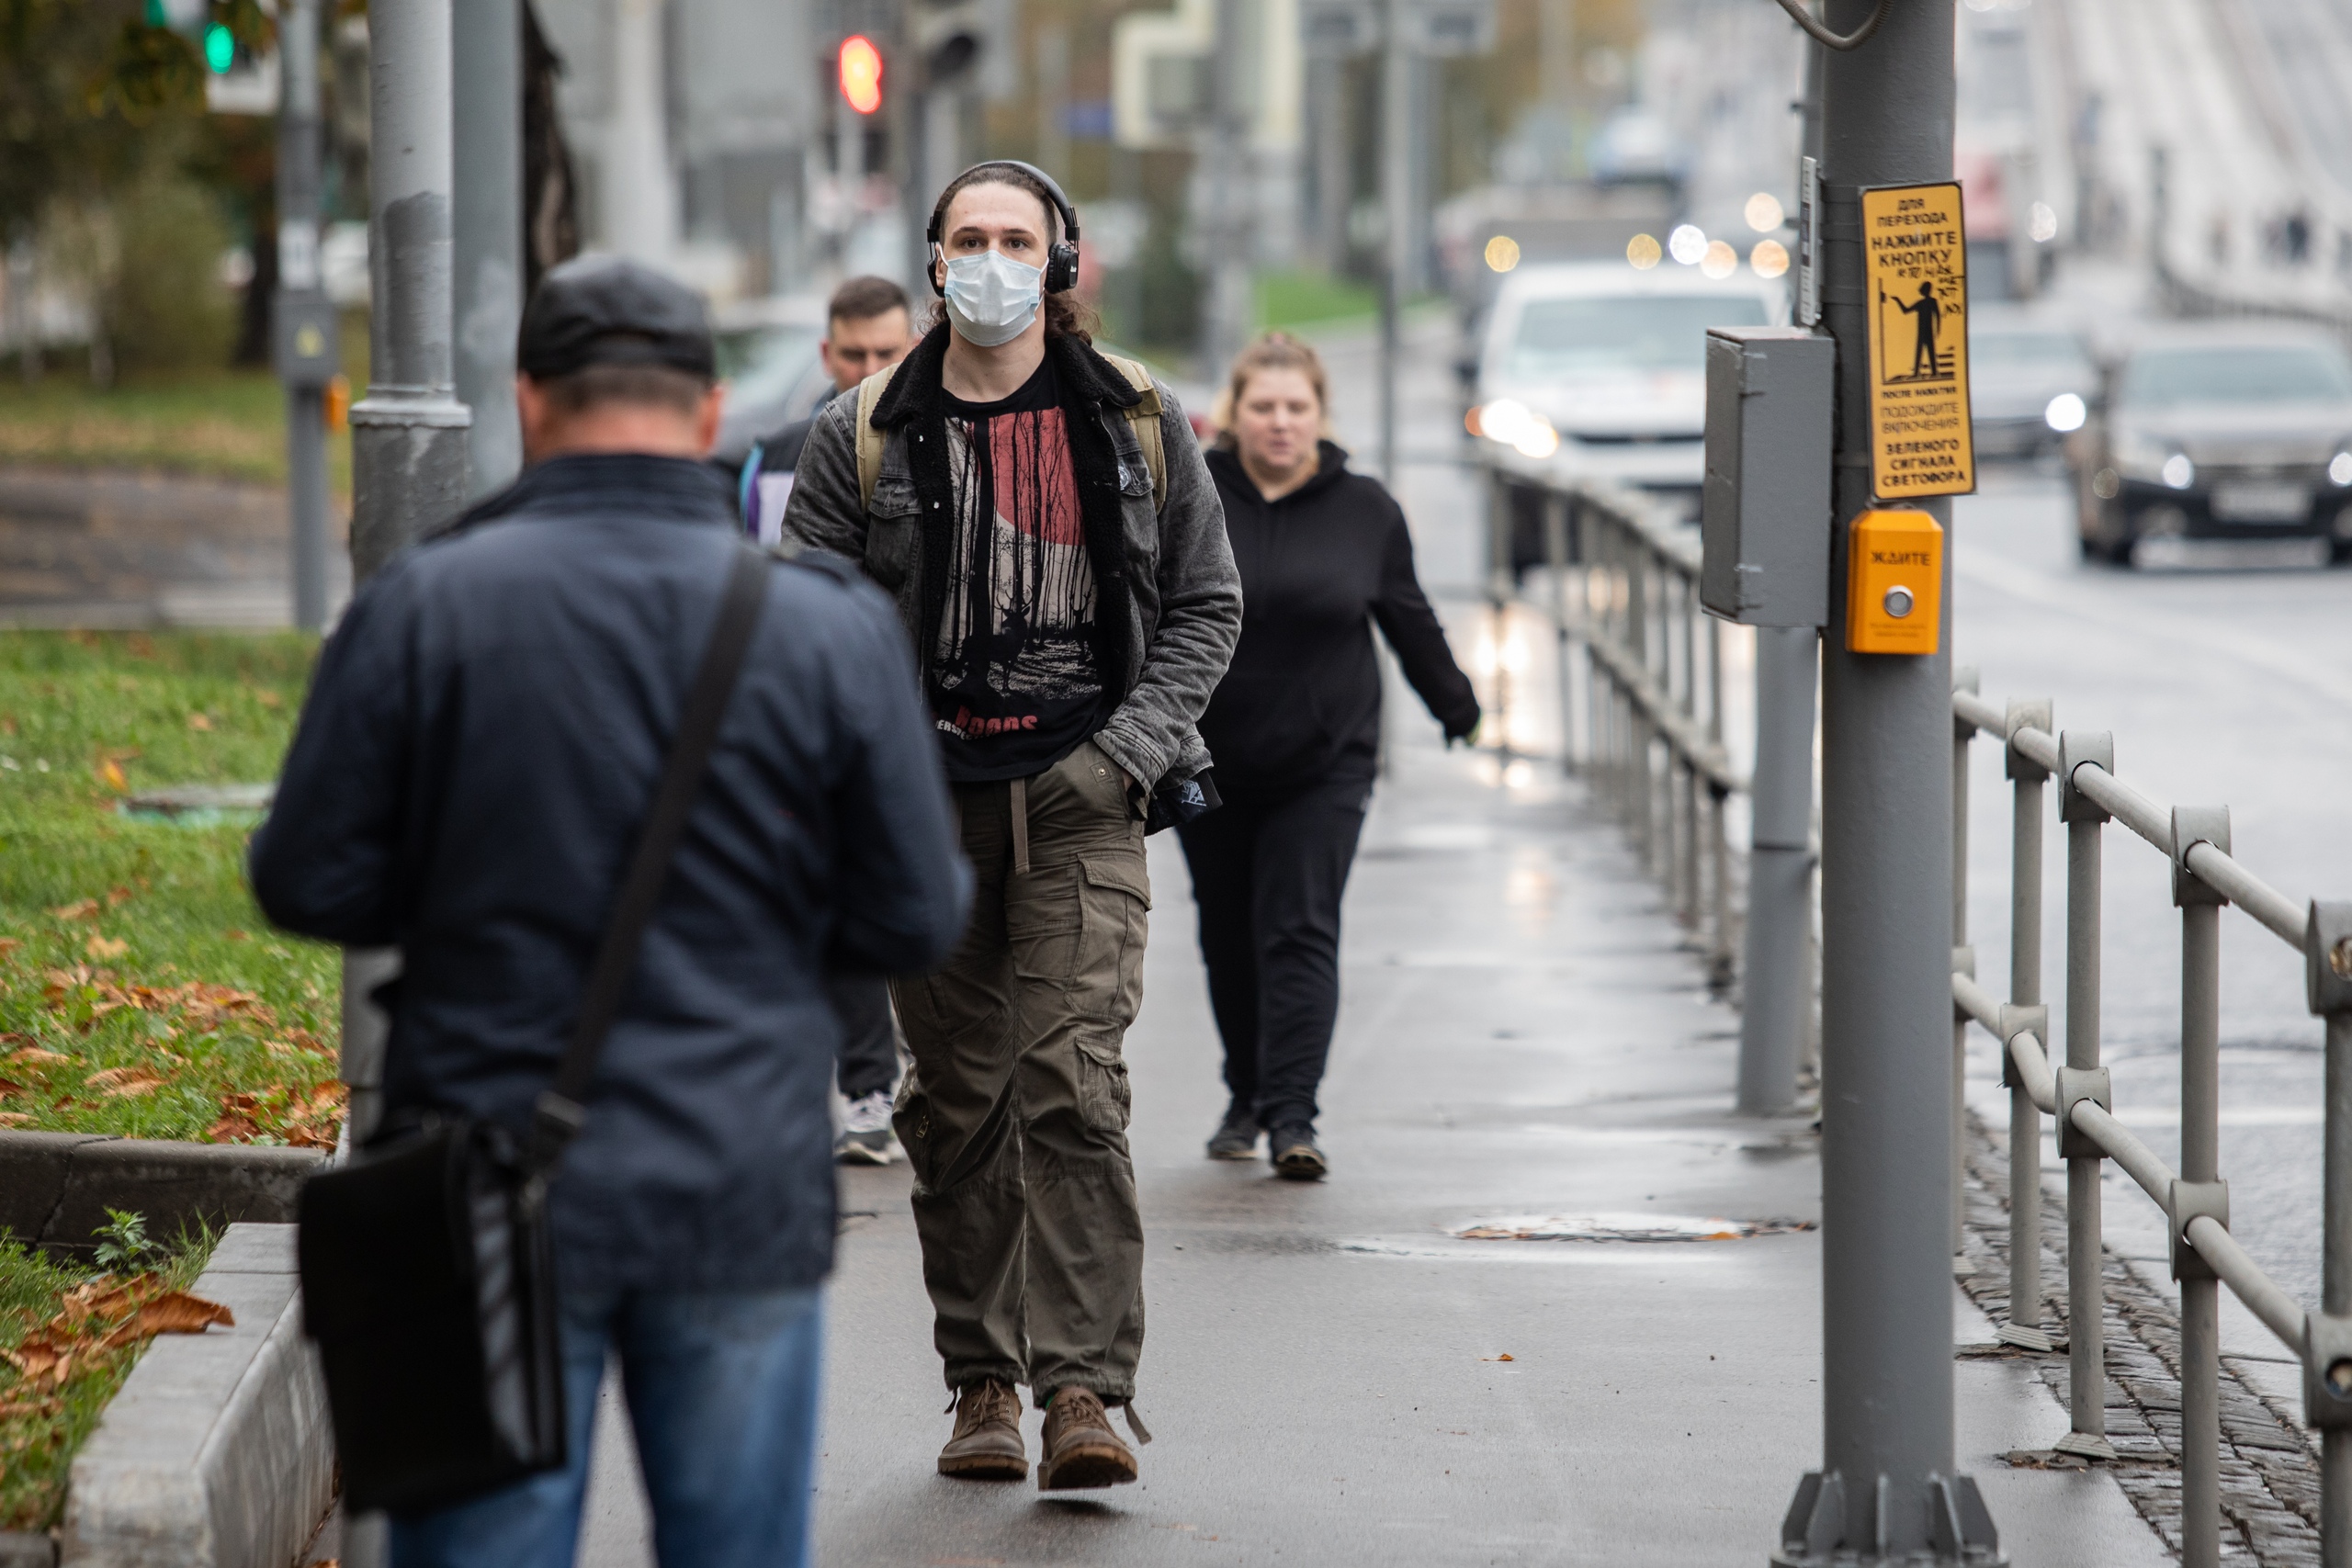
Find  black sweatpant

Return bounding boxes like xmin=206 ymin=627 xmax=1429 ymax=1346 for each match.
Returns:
xmin=827 ymin=974 xmax=901 ymax=1102
xmin=1175 ymin=777 xmax=1371 ymax=1134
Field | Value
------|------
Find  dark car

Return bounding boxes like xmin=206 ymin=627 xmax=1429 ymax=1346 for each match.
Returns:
xmin=2069 ymin=325 xmax=2352 ymax=564
xmin=1969 ymin=320 xmax=2096 ymax=458
xmin=709 ymin=294 xmax=832 ymax=468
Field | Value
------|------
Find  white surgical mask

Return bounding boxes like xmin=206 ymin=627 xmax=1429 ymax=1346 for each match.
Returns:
xmin=942 ymin=250 xmax=1045 ymax=347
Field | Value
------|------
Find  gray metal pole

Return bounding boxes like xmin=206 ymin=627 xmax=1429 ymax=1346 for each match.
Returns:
xmin=277 ymin=0 xmax=331 ymax=631
xmin=453 ymin=0 xmax=525 ymax=499
xmin=1737 ymin=626 xmax=1817 ymax=1114
xmin=2181 ymin=895 xmax=2222 ymax=1568
xmin=349 ymin=0 xmax=471 ymax=578
xmin=1782 ymin=0 xmax=1979 ymax=1558
xmin=1951 ymin=674 xmax=1973 ymax=1265
xmin=1377 ymin=0 xmax=1407 ymax=487
xmin=1198 ymin=0 xmax=1252 ymax=378
xmin=342 ymin=15 xmax=466 ymax=1561
xmin=1740 ymin=17 xmax=1826 ymax=1118
xmin=2325 ymin=1007 xmax=2352 ymax=1566
xmin=2004 ymin=701 xmax=2052 ymax=1349
xmin=2063 ymin=807 xmax=2112 ymax=1457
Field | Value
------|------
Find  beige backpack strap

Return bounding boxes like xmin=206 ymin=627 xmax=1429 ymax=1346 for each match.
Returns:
xmin=854 ymin=363 xmax=899 ymax=511
xmin=1100 ymin=353 xmax=1167 ymax=513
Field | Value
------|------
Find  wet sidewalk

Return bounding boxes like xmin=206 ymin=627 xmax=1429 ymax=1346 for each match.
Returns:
xmin=572 ymin=621 xmax=2175 ymax=1566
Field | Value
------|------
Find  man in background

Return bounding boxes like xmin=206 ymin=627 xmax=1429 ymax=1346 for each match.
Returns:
xmin=737 ymin=276 xmax=912 ymax=545
xmin=734 ymin=274 xmax=917 ymax=1164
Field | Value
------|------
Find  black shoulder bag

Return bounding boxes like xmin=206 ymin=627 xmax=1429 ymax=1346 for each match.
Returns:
xmin=298 ymin=547 xmax=772 ymax=1516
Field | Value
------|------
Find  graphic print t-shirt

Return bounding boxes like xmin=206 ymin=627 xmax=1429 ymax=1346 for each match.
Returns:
xmin=929 ymin=358 xmax=1106 ymax=783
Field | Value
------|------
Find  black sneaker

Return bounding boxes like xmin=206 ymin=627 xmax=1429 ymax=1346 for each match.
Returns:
xmin=1206 ymin=1104 xmax=1259 ymax=1160
xmin=1270 ymin=1125 xmax=1328 ymax=1181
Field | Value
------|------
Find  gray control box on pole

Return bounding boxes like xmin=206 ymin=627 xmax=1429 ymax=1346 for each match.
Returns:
xmin=1701 ymin=326 xmax=1833 ymax=629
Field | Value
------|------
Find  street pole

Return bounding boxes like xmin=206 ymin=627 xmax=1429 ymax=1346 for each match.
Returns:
xmin=605 ymin=0 xmax=675 ymax=265
xmin=343 ymin=14 xmax=469 ymax=1561
xmin=453 ymin=0 xmax=525 ymax=499
xmin=348 ymin=0 xmax=471 ymax=579
xmin=1377 ymin=0 xmax=1408 ymax=487
xmin=838 ymin=81 xmax=866 ymax=270
xmin=1737 ymin=626 xmax=1816 ymax=1113
xmin=274 ymin=0 xmax=332 ymax=630
xmin=1736 ymin=27 xmax=1826 ymax=1115
xmin=346 ymin=0 xmax=469 ymax=1135
xmin=1776 ymin=0 xmax=1996 ymax=1561
xmin=1198 ymin=0 xmax=1253 ymax=378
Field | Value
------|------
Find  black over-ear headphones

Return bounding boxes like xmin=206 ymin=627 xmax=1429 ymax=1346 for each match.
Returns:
xmin=926 ymin=160 xmax=1081 ymax=298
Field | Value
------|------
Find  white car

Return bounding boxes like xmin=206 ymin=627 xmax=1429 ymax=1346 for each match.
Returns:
xmin=1473 ymin=261 xmax=1785 ymax=512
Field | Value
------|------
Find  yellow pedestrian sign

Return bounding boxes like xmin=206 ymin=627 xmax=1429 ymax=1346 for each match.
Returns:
xmin=1862 ymin=182 xmax=1974 ymax=498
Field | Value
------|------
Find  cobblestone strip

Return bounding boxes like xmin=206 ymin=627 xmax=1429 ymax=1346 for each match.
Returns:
xmin=1958 ymin=1118 xmax=2321 ymax=1565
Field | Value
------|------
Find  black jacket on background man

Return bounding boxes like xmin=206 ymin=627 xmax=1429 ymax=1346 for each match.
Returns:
xmin=249 ymin=454 xmax=970 ymax=1293
xmin=1199 ymin=441 xmax=1479 ymax=797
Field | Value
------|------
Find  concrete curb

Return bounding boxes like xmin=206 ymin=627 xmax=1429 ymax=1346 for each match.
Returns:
xmin=62 ymin=1224 xmax=334 ymax=1568
xmin=0 ymin=1134 xmax=322 ymax=1263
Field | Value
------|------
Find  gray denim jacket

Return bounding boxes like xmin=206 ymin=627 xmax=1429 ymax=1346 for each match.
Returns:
xmin=780 ymin=331 xmax=1241 ymax=793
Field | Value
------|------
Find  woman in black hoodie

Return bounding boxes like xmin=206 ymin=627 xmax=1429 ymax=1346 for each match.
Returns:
xmin=1183 ymin=333 xmax=1480 ymax=1179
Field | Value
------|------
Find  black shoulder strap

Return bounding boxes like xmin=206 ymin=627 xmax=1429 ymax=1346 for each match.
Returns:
xmin=531 ymin=546 xmax=772 ymax=1167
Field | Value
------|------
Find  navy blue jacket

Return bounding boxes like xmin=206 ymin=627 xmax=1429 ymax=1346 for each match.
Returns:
xmin=250 ymin=454 xmax=970 ymax=1292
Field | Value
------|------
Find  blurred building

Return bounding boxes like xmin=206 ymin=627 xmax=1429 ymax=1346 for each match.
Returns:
xmin=534 ymin=0 xmax=827 ymax=301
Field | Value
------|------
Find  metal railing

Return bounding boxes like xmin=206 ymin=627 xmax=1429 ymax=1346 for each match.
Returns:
xmin=1952 ymin=678 xmax=2352 ymax=1568
xmin=1483 ymin=468 xmax=1747 ymax=987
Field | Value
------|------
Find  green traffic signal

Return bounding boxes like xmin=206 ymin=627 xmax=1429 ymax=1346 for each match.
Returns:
xmin=204 ymin=22 xmax=235 ymax=73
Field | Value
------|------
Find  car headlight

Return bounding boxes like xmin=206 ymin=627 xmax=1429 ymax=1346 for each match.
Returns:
xmin=2043 ymin=393 xmax=2087 ymax=433
xmin=2161 ymin=453 xmax=2195 ymax=490
xmin=1477 ymin=400 xmax=1560 ymax=460
xmin=2110 ymin=429 xmax=2175 ymax=484
xmin=2330 ymin=451 xmax=2352 ymax=488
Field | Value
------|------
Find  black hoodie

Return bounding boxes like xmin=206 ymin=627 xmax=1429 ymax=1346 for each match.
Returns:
xmin=1200 ymin=440 xmax=1479 ymax=797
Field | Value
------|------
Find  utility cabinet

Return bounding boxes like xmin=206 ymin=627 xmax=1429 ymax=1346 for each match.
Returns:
xmin=1701 ymin=326 xmax=1835 ymax=627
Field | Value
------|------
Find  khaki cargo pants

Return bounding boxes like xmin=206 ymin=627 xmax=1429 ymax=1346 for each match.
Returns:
xmin=889 ymin=739 xmax=1150 ymax=1404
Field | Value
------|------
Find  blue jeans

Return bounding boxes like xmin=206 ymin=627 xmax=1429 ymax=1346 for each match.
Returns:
xmin=390 ymin=1283 xmax=825 ymax=1568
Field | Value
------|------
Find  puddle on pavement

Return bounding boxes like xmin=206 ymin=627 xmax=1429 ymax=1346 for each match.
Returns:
xmin=1486 ymin=1123 xmax=1815 ymax=1160
xmin=1452 ymin=1213 xmax=1815 ymax=1243
xmin=1339 ymin=1238 xmax=1742 ymax=1264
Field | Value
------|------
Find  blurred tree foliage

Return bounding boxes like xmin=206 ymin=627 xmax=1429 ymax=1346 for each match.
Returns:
xmin=0 ymin=1 xmax=271 ymax=241
xmin=0 ymin=0 xmax=273 ymax=377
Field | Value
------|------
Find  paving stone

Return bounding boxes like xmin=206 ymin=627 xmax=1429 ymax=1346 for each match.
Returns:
xmin=1960 ymin=1121 xmax=2323 ymax=1566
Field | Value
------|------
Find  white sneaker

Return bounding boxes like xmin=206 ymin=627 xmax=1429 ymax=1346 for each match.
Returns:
xmin=836 ymin=1089 xmax=900 ymax=1166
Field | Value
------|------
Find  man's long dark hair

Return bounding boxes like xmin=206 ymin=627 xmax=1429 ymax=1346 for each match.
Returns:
xmin=925 ymin=166 xmax=1100 ymax=344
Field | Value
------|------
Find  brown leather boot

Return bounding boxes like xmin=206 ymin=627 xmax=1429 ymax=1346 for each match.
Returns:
xmin=1035 ymin=1386 xmax=1139 ymax=1491
xmin=937 ymin=1378 xmax=1028 ymax=1481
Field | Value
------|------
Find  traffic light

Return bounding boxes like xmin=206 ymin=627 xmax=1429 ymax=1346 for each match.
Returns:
xmin=912 ymin=0 xmax=985 ymax=87
xmin=838 ymin=34 xmax=883 ymax=115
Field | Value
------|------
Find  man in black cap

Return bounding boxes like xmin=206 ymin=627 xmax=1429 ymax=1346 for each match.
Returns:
xmin=252 ymin=254 xmax=970 ymax=1568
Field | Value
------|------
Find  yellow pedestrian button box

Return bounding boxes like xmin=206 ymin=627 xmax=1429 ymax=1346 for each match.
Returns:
xmin=1846 ymin=510 xmax=1942 ymax=655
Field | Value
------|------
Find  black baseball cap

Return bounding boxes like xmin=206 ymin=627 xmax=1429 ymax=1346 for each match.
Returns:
xmin=516 ymin=255 xmax=717 ymax=380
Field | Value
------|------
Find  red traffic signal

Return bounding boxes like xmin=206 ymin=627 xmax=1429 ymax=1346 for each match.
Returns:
xmin=838 ymin=36 xmax=883 ymax=115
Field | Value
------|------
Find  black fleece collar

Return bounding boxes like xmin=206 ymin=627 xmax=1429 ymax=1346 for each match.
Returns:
xmin=869 ymin=323 xmax=1144 ymax=431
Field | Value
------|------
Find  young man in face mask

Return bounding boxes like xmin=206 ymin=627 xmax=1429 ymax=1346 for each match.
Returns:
xmin=782 ymin=164 xmax=1240 ymax=1490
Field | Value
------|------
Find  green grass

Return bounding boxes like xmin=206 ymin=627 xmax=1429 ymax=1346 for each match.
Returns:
xmin=0 ymin=631 xmax=341 ymax=1146
xmin=0 ymin=314 xmax=365 ymax=492
xmin=0 ymin=370 xmax=353 ymax=494
xmin=1255 ymin=269 xmax=1381 ymax=331
xmin=0 ymin=1223 xmax=220 ymax=1529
